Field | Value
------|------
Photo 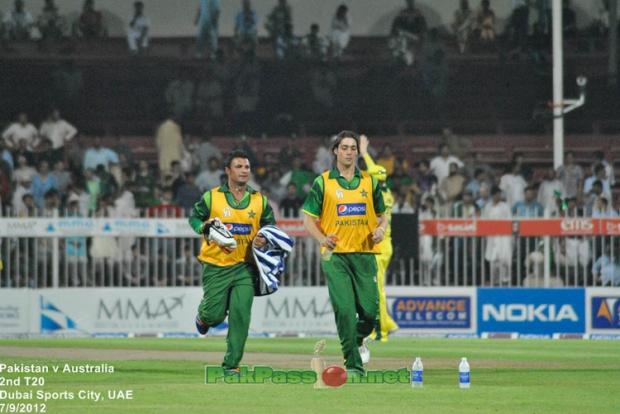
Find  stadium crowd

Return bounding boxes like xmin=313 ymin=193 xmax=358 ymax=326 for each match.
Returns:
xmin=0 ymin=0 xmax=616 ymax=59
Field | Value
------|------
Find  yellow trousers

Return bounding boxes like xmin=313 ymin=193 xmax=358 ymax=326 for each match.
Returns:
xmin=372 ymin=241 xmax=399 ymax=341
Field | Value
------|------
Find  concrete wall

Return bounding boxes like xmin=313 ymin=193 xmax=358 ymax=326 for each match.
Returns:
xmin=0 ymin=0 xmax=610 ymax=37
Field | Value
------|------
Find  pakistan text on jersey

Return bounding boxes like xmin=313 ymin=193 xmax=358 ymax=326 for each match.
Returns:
xmin=335 ymin=219 xmax=369 ymax=226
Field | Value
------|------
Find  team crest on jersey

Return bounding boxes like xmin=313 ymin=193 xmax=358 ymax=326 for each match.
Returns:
xmin=223 ymin=207 xmax=232 ymax=217
xmin=337 ymin=203 xmax=367 ymax=216
xmin=336 ymin=189 xmax=344 ymax=199
xmin=224 ymin=223 xmax=252 ymax=235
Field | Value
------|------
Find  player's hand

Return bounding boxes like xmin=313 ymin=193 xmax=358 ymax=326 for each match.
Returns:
xmin=360 ymin=134 xmax=369 ymax=156
xmin=253 ymin=235 xmax=267 ymax=248
xmin=221 ymin=246 xmax=234 ymax=254
xmin=371 ymin=227 xmax=386 ymax=244
xmin=321 ymin=234 xmax=338 ymax=250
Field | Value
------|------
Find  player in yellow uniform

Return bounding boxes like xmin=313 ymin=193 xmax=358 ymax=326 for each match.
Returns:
xmin=360 ymin=135 xmax=399 ymax=341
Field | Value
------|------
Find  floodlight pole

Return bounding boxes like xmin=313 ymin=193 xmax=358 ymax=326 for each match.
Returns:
xmin=552 ymin=0 xmax=564 ymax=170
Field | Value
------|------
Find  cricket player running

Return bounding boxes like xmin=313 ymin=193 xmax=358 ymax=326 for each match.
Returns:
xmin=303 ymin=131 xmax=388 ymax=374
xmin=359 ymin=134 xmax=399 ymax=341
xmin=189 ymin=150 xmax=275 ymax=372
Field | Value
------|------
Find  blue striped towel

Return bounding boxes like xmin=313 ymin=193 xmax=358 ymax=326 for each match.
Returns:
xmin=252 ymin=225 xmax=294 ymax=293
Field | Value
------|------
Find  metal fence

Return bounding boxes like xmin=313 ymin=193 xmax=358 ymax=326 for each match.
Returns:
xmin=0 ymin=212 xmax=618 ymax=288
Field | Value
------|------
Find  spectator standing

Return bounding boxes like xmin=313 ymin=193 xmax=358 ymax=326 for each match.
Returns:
xmin=592 ymin=245 xmax=620 ymax=286
xmin=234 ymin=0 xmax=258 ymax=54
xmin=312 ymin=137 xmax=333 ymax=174
xmin=195 ymin=0 xmax=220 ymax=59
xmin=302 ymin=23 xmax=327 ymax=60
xmin=392 ymin=0 xmax=427 ymax=41
xmin=453 ymin=0 xmax=475 ymax=53
xmin=557 ymin=151 xmax=583 ymax=199
xmin=2 ymin=112 xmax=38 ymax=151
xmin=83 ymin=136 xmax=119 ymax=171
xmin=477 ymin=0 xmax=496 ymax=46
xmin=439 ymin=162 xmax=465 ymax=213
xmin=430 ymin=143 xmax=464 ymax=184
xmin=265 ymin=0 xmax=291 ymax=47
xmin=127 ymin=1 xmax=150 ymax=55
xmin=499 ymin=162 xmax=527 ymax=209
xmin=39 ymin=109 xmax=77 ymax=163
xmin=155 ymin=118 xmax=184 ymax=178
xmin=5 ymin=0 xmax=33 ymax=41
xmin=31 ymin=160 xmax=58 ymax=209
xmin=132 ymin=160 xmax=156 ymax=209
xmin=538 ymin=167 xmax=564 ymax=215
xmin=329 ymin=4 xmax=350 ymax=59
xmin=75 ymin=0 xmax=105 ymax=39
xmin=483 ymin=186 xmax=512 ymax=285
xmin=465 ymin=168 xmax=487 ymax=199
xmin=50 ymin=160 xmax=71 ymax=196
xmin=37 ymin=0 xmax=66 ymax=48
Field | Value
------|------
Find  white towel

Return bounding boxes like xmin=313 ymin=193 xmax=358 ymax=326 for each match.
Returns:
xmin=252 ymin=225 xmax=294 ymax=293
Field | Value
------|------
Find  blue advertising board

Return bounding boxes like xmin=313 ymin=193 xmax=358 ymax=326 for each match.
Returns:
xmin=392 ymin=296 xmax=471 ymax=329
xmin=477 ymin=289 xmax=585 ymax=335
xmin=591 ymin=297 xmax=620 ymax=330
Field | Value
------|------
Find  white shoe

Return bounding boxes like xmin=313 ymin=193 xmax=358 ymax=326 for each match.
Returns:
xmin=359 ymin=338 xmax=371 ymax=364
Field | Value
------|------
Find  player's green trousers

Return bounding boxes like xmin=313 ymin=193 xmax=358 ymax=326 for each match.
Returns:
xmin=197 ymin=262 xmax=255 ymax=370
xmin=321 ymin=253 xmax=379 ymax=373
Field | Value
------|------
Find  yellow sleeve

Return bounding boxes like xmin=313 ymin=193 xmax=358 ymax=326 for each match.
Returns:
xmin=363 ymin=153 xmax=378 ymax=170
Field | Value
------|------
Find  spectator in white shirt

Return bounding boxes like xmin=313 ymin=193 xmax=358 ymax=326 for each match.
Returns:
xmin=83 ymin=136 xmax=119 ymax=171
xmin=429 ymin=143 xmax=464 ymax=184
xmin=329 ymin=4 xmax=350 ymax=59
xmin=2 ymin=112 xmax=38 ymax=150
xmin=127 ymin=1 xmax=150 ymax=55
xmin=312 ymin=136 xmax=332 ymax=174
xmin=39 ymin=108 xmax=77 ymax=162
xmin=537 ymin=167 xmax=564 ymax=216
xmin=483 ymin=186 xmax=512 ymax=285
xmin=499 ymin=162 xmax=527 ymax=208
xmin=12 ymin=155 xmax=36 ymax=183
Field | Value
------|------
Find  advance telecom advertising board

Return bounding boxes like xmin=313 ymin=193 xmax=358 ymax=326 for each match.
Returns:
xmin=1 ymin=287 xmax=618 ymax=336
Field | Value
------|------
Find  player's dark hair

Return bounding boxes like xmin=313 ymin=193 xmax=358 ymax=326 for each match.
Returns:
xmin=331 ymin=130 xmax=359 ymax=151
xmin=224 ymin=150 xmax=250 ymax=168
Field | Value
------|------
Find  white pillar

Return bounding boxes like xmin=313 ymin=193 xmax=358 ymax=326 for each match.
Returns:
xmin=552 ymin=0 xmax=564 ymax=169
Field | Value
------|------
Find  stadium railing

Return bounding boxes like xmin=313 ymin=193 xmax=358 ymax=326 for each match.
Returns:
xmin=0 ymin=211 xmax=616 ymax=289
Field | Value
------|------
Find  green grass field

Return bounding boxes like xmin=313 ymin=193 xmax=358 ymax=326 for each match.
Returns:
xmin=0 ymin=337 xmax=618 ymax=414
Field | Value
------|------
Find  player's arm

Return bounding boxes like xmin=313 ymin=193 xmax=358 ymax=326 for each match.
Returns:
xmin=254 ymin=195 xmax=276 ymax=248
xmin=302 ymin=176 xmax=336 ymax=249
xmin=188 ymin=192 xmax=211 ymax=235
xmin=371 ymin=175 xmax=388 ymax=243
xmin=359 ymin=134 xmax=377 ymax=169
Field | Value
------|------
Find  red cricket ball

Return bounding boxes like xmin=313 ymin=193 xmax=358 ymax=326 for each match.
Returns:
xmin=322 ymin=365 xmax=347 ymax=387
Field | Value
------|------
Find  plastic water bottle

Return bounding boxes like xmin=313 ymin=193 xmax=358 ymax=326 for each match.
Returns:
xmin=321 ymin=236 xmax=338 ymax=261
xmin=459 ymin=358 xmax=470 ymax=389
xmin=411 ymin=357 xmax=423 ymax=388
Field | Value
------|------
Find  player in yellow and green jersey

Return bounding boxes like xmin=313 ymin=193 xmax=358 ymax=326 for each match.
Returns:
xmin=360 ymin=134 xmax=399 ymax=342
xmin=188 ymin=150 xmax=275 ymax=372
xmin=302 ymin=131 xmax=388 ymax=375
